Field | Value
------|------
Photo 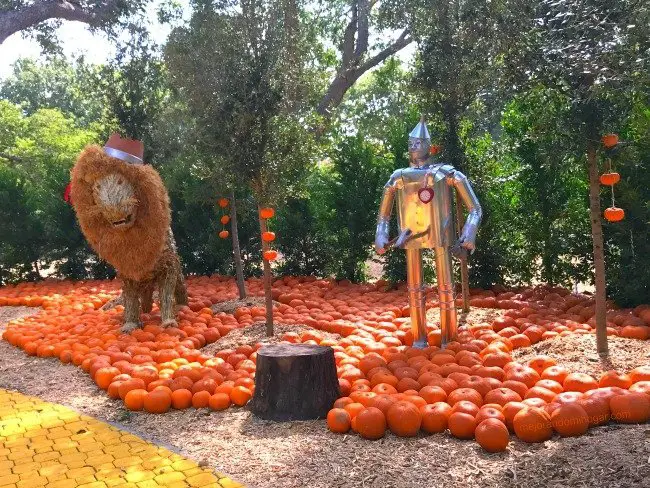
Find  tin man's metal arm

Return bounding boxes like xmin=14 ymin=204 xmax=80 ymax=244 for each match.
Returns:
xmin=451 ymin=170 xmax=482 ymax=251
xmin=375 ymin=173 xmax=400 ymax=254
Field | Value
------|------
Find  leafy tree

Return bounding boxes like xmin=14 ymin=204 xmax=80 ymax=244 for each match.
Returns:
xmin=99 ymin=32 xmax=170 ymax=162
xmin=516 ymin=0 xmax=650 ymax=354
xmin=165 ymin=0 xmax=318 ymax=335
xmin=499 ymin=88 xmax=592 ymax=287
xmin=321 ymin=134 xmax=395 ymax=281
xmin=0 ymin=57 xmax=109 ymax=127
xmin=0 ymin=101 xmax=104 ymax=284
xmin=603 ymin=99 xmax=650 ymax=307
xmin=311 ymin=0 xmax=413 ymax=118
xmin=411 ymin=0 xmax=532 ymax=310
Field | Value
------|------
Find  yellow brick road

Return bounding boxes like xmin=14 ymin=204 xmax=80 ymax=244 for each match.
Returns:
xmin=0 ymin=390 xmax=243 ymax=488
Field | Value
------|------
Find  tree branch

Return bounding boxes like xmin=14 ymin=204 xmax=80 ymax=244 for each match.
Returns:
xmin=0 ymin=0 xmax=121 ymax=45
xmin=354 ymin=0 xmax=370 ymax=58
xmin=356 ymin=29 xmax=411 ymax=74
xmin=341 ymin=1 xmax=358 ymax=69
xmin=316 ymin=29 xmax=412 ymax=116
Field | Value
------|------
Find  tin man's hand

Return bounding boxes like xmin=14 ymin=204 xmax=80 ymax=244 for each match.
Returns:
xmin=451 ymin=237 xmax=474 ymax=259
xmin=375 ymin=230 xmax=389 ymax=255
xmin=375 ymin=219 xmax=390 ymax=255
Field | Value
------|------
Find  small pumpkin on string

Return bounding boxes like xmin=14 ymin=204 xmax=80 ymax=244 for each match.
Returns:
xmin=218 ymin=196 xmax=231 ymax=238
xmin=262 ymin=231 xmax=276 ymax=242
xmin=600 ymin=144 xmax=624 ymax=223
xmin=600 ymin=172 xmax=620 ymax=186
xmin=604 ymin=207 xmax=625 ymax=222
xmin=601 ymin=134 xmax=619 ymax=149
xmin=260 ymin=207 xmax=275 ymax=219
xmin=263 ymin=250 xmax=278 ymax=261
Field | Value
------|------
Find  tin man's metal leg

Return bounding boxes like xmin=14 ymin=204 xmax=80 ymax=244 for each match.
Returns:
xmin=406 ymin=248 xmax=428 ymax=348
xmin=435 ymin=246 xmax=457 ymax=347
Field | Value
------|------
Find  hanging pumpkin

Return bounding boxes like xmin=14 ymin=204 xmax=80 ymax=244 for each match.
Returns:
xmin=218 ymin=198 xmax=229 ymax=208
xmin=601 ymin=134 xmax=619 ymax=149
xmin=604 ymin=207 xmax=625 ymax=222
xmin=219 ymin=230 xmax=230 ymax=239
xmin=263 ymin=250 xmax=278 ymax=261
xmin=262 ymin=231 xmax=276 ymax=242
xmin=600 ymin=172 xmax=620 ymax=186
xmin=221 ymin=215 xmax=231 ymax=225
xmin=259 ymin=207 xmax=275 ymax=219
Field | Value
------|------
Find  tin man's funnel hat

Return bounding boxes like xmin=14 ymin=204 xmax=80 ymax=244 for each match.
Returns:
xmin=409 ymin=115 xmax=431 ymax=142
xmin=408 ymin=115 xmax=431 ymax=167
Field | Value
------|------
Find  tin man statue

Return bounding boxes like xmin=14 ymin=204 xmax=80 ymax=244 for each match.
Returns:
xmin=375 ymin=116 xmax=482 ymax=348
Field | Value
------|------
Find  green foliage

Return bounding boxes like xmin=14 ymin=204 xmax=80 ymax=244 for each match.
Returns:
xmin=320 ymin=134 xmax=394 ymax=281
xmin=0 ymin=1 xmax=649 ymax=311
xmin=604 ymin=100 xmax=650 ymax=307
xmin=0 ymin=102 xmax=106 ymax=284
xmin=100 ymin=33 xmax=170 ymax=162
xmin=0 ymin=57 xmax=111 ymax=128
xmin=165 ymin=2 xmax=317 ymax=203
xmin=497 ymin=88 xmax=593 ymax=286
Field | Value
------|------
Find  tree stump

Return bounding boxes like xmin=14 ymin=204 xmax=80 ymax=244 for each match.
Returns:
xmin=251 ymin=343 xmax=340 ymax=421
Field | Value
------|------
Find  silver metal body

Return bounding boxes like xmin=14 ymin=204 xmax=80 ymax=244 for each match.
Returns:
xmin=375 ymin=117 xmax=482 ymax=348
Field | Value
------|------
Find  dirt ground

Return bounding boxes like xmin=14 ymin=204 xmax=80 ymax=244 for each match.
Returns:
xmin=1 ymin=306 xmax=650 ymax=488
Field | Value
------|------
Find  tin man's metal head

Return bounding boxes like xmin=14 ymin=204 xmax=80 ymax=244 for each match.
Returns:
xmin=408 ymin=115 xmax=431 ymax=168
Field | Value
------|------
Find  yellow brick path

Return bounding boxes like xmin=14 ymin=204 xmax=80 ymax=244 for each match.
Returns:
xmin=0 ymin=389 xmax=243 ymax=488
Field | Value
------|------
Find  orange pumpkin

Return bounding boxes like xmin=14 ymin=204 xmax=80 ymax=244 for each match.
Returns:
xmin=327 ymin=408 xmax=351 ymax=433
xmin=219 ymin=230 xmax=229 ymax=239
xmin=143 ymin=389 xmax=172 ymax=414
xmin=218 ymin=198 xmax=229 ymax=208
xmin=601 ymin=134 xmax=619 ymax=148
xmin=221 ymin=215 xmax=231 ymax=225
xmin=262 ymin=231 xmax=276 ymax=242
xmin=259 ymin=207 xmax=275 ymax=219
xmin=604 ymin=207 xmax=625 ymax=222
xmin=263 ymin=250 xmax=278 ymax=261
xmin=355 ymin=407 xmax=386 ymax=440
xmin=420 ymin=402 xmax=451 ymax=433
xmin=513 ymin=407 xmax=552 ymax=443
xmin=386 ymin=401 xmax=422 ymax=437
xmin=475 ymin=418 xmax=509 ymax=452
xmin=550 ymin=403 xmax=589 ymax=437
xmin=610 ymin=393 xmax=650 ymax=423
xmin=599 ymin=172 xmax=620 ymax=186
xmin=448 ymin=412 xmax=477 ymax=439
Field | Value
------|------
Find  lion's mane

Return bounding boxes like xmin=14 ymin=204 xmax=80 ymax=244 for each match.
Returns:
xmin=70 ymin=145 xmax=170 ymax=282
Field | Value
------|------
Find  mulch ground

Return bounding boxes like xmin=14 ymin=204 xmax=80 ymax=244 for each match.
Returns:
xmin=2 ymin=306 xmax=649 ymax=488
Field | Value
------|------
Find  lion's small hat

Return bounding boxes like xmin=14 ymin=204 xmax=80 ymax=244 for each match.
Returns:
xmin=103 ymin=133 xmax=144 ymax=165
xmin=64 ymin=133 xmax=144 ymax=203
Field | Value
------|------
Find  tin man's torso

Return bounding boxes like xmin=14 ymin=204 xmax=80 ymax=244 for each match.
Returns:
xmin=391 ymin=162 xmax=456 ymax=249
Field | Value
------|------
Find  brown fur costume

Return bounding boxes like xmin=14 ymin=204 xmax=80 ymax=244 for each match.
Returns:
xmin=70 ymin=145 xmax=187 ymax=331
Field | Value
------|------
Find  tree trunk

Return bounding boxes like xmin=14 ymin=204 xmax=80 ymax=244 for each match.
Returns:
xmin=230 ymin=190 xmax=247 ymax=300
xmin=251 ymin=343 xmax=340 ymax=421
xmin=587 ymin=139 xmax=608 ymax=355
xmin=258 ymin=207 xmax=274 ymax=337
xmin=454 ymin=199 xmax=470 ymax=312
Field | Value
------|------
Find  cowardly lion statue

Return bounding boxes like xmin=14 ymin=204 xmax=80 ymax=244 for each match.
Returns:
xmin=69 ymin=133 xmax=188 ymax=332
